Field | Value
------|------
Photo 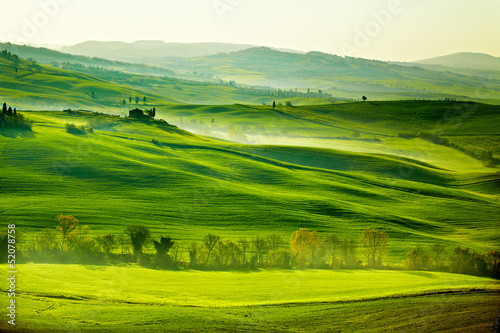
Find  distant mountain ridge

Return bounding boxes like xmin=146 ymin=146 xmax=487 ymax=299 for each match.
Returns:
xmin=415 ymin=52 xmax=500 ymax=71
xmin=153 ymin=47 xmax=500 ymax=101
xmin=61 ymin=40 xmax=303 ymax=62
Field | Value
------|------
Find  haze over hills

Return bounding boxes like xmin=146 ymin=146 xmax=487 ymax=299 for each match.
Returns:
xmin=415 ymin=52 xmax=500 ymax=71
xmin=3 ymin=42 xmax=500 ymax=107
xmin=156 ymin=47 xmax=500 ymax=101
xmin=61 ymin=40 xmax=303 ymax=62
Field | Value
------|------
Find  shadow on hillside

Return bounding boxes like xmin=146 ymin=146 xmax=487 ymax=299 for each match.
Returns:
xmin=0 ymin=129 xmax=35 ymax=139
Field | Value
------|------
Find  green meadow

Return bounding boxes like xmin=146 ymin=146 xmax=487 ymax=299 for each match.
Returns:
xmin=1 ymin=50 xmax=500 ymax=330
xmin=1 ymin=108 xmax=499 ymax=259
xmin=1 ymin=264 xmax=499 ymax=332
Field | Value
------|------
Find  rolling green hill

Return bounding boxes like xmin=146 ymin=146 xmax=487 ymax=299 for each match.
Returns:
xmin=153 ymin=47 xmax=500 ymax=102
xmin=0 ymin=48 xmax=330 ymax=109
xmin=1 ymin=101 xmax=499 ymax=332
xmin=1 ymin=109 xmax=499 ymax=259
xmin=158 ymin=101 xmax=500 ymax=169
xmin=0 ymin=42 xmax=177 ymax=78
xmin=0 ymin=52 xmax=185 ymax=111
xmin=416 ymin=52 xmax=500 ymax=71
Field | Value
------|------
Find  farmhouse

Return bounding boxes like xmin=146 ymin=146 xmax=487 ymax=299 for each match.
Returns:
xmin=129 ymin=108 xmax=145 ymax=118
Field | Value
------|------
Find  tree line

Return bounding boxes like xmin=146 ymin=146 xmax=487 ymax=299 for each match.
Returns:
xmin=2 ymin=215 xmax=499 ymax=278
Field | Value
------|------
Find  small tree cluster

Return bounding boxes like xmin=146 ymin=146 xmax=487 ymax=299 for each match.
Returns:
xmin=145 ymin=107 xmax=156 ymax=119
xmin=65 ymin=123 xmax=91 ymax=135
xmin=1 ymin=102 xmax=31 ymax=130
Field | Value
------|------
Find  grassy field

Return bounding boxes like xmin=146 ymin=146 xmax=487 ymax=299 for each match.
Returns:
xmin=1 ymin=264 xmax=498 ymax=332
xmin=1 ymin=108 xmax=499 ymax=259
xmin=0 ymin=53 xmax=328 ymax=111
xmin=1 ymin=101 xmax=499 ymax=331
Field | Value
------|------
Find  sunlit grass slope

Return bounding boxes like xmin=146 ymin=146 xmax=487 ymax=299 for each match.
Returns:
xmin=1 ymin=264 xmax=499 ymax=332
xmin=160 ymin=101 xmax=500 ymax=168
xmin=0 ymin=54 xmax=328 ymax=110
xmin=0 ymin=56 xmax=183 ymax=111
xmin=0 ymin=111 xmax=499 ymax=258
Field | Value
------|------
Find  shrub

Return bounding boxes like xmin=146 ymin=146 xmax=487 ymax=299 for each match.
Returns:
xmin=65 ymin=123 xmax=86 ymax=135
xmin=285 ymin=101 xmax=293 ymax=107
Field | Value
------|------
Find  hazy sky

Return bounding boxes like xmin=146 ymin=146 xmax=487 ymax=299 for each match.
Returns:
xmin=1 ymin=0 xmax=499 ymax=61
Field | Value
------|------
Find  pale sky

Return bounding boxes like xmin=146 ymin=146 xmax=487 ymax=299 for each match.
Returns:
xmin=1 ymin=0 xmax=499 ymax=61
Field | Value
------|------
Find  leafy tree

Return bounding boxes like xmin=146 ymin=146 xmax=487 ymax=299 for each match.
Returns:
xmin=170 ymin=242 xmax=184 ymax=266
xmin=214 ymin=240 xmax=228 ymax=268
xmin=145 ymin=108 xmax=156 ymax=119
xmin=253 ymin=236 xmax=268 ymax=267
xmin=56 ymin=215 xmax=79 ymax=251
xmin=405 ymin=246 xmax=431 ymax=270
xmin=324 ymin=234 xmax=340 ymax=267
xmin=450 ymin=246 xmax=473 ymax=274
xmin=153 ymin=236 xmax=174 ymax=256
xmin=267 ymin=234 xmax=283 ymax=266
xmin=340 ymin=238 xmax=357 ymax=268
xmin=2 ymin=103 xmax=7 ymax=114
xmin=36 ymin=228 xmax=58 ymax=253
xmin=125 ymin=225 xmax=151 ymax=256
xmin=239 ymin=238 xmax=249 ymax=266
xmin=67 ymin=225 xmax=96 ymax=259
xmin=360 ymin=228 xmax=388 ymax=268
xmin=486 ymin=250 xmax=500 ymax=278
xmin=290 ymin=228 xmax=324 ymax=268
xmin=117 ymin=234 xmax=130 ymax=256
xmin=430 ymin=243 xmax=445 ymax=269
xmin=123 ymin=99 xmax=126 ymax=105
xmin=97 ymin=234 xmax=116 ymax=254
xmin=135 ymin=96 xmax=139 ymax=104
xmin=225 ymin=240 xmax=241 ymax=268
xmin=129 ymin=96 xmax=132 ymax=103
xmin=272 ymin=101 xmax=276 ymax=109
xmin=362 ymin=96 xmax=367 ymax=102
xmin=188 ymin=241 xmax=199 ymax=268
xmin=203 ymin=234 xmax=220 ymax=265
xmin=143 ymin=96 xmax=147 ymax=102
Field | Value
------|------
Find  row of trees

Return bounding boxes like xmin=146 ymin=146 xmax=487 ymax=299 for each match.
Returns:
xmin=124 ymin=96 xmax=147 ymax=105
xmin=10 ymin=216 xmax=498 ymax=278
xmin=235 ymin=87 xmax=333 ymax=100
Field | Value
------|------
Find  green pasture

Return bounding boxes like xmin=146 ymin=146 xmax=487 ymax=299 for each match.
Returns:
xmin=1 ymin=264 xmax=498 ymax=332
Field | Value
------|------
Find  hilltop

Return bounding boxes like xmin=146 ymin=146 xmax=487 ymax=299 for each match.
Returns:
xmin=415 ymin=52 xmax=500 ymax=71
xmin=156 ymin=47 xmax=500 ymax=101
xmin=0 ymin=46 xmax=333 ymax=108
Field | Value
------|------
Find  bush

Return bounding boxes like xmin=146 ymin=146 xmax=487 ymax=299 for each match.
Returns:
xmin=285 ymin=101 xmax=293 ymax=107
xmin=86 ymin=127 xmax=94 ymax=134
xmin=65 ymin=123 xmax=86 ymax=135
